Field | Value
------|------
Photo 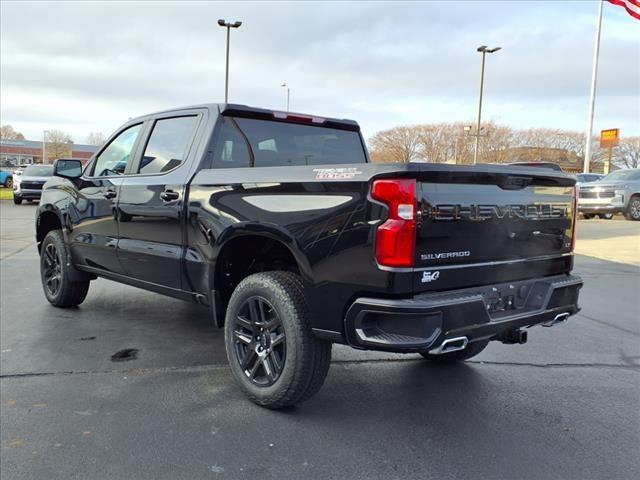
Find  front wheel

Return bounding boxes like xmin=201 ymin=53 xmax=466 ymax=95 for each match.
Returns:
xmin=598 ymin=213 xmax=614 ymax=220
xmin=420 ymin=339 xmax=489 ymax=364
xmin=224 ymin=271 xmax=331 ymax=409
xmin=5 ymin=177 xmax=13 ymax=188
xmin=624 ymin=197 xmax=640 ymax=221
xmin=40 ymin=230 xmax=90 ymax=307
xmin=12 ymin=195 xmax=22 ymax=205
xmin=582 ymin=213 xmax=595 ymax=219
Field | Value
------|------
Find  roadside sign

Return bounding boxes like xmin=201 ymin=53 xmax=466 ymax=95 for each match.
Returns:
xmin=600 ymin=128 xmax=619 ymax=148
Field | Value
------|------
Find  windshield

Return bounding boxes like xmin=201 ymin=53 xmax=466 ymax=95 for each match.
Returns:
xmin=213 ymin=117 xmax=367 ymax=168
xmin=603 ymin=169 xmax=640 ymax=181
xmin=23 ymin=165 xmax=54 ymax=176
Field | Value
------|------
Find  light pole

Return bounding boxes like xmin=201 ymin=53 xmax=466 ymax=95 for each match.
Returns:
xmin=281 ymin=82 xmax=290 ymax=111
xmin=42 ymin=130 xmax=50 ymax=164
xmin=473 ymin=45 xmax=501 ymax=165
xmin=217 ymin=19 xmax=242 ymax=103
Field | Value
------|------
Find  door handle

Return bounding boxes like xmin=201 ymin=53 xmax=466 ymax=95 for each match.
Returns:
xmin=103 ymin=189 xmax=117 ymax=199
xmin=160 ymin=190 xmax=180 ymax=202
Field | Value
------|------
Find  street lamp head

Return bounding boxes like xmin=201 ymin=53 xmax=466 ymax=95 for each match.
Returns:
xmin=477 ymin=45 xmax=488 ymax=52
xmin=232 ymin=21 xmax=242 ymax=28
xmin=487 ymin=47 xmax=502 ymax=53
xmin=281 ymin=82 xmax=287 ymax=88
xmin=217 ymin=19 xmax=226 ymax=26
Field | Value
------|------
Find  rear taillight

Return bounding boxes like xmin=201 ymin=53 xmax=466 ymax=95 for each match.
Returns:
xmin=571 ymin=185 xmax=578 ymax=251
xmin=371 ymin=178 xmax=417 ymax=268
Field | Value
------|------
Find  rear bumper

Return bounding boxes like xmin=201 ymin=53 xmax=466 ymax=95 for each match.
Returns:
xmin=344 ymin=274 xmax=582 ymax=353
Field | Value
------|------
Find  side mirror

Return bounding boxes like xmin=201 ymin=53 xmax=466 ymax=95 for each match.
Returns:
xmin=53 ymin=159 xmax=83 ymax=179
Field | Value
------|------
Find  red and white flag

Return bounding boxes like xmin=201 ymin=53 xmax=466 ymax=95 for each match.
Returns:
xmin=607 ymin=0 xmax=640 ymax=20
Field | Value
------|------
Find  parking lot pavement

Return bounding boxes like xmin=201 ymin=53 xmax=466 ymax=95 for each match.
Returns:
xmin=1 ymin=201 xmax=639 ymax=480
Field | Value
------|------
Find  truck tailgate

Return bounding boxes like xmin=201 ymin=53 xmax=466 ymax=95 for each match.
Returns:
xmin=412 ymin=168 xmax=576 ymax=293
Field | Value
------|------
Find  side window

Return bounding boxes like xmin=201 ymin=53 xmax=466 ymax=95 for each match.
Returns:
xmin=212 ymin=117 xmax=251 ymax=168
xmin=92 ymin=124 xmax=142 ymax=176
xmin=139 ymin=116 xmax=199 ymax=174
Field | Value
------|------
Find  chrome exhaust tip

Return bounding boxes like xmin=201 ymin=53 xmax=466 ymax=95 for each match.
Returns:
xmin=542 ymin=312 xmax=570 ymax=327
xmin=429 ymin=336 xmax=468 ymax=355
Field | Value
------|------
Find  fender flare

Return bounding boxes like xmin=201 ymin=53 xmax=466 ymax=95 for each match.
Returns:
xmin=214 ymin=222 xmax=313 ymax=281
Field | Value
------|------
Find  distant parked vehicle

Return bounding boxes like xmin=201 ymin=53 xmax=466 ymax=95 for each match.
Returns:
xmin=0 ymin=160 xmax=16 ymax=188
xmin=575 ymin=173 xmax=604 ymax=184
xmin=12 ymin=164 xmax=54 ymax=204
xmin=578 ymin=168 xmax=640 ymax=221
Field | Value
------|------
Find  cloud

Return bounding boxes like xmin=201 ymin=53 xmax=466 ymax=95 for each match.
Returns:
xmin=1 ymin=0 xmax=638 ymax=143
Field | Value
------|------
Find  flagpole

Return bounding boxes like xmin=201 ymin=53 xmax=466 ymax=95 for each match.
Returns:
xmin=583 ymin=0 xmax=604 ymax=173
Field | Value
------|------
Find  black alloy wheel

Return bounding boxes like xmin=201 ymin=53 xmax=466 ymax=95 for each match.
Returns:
xmin=231 ymin=296 xmax=286 ymax=387
xmin=42 ymin=242 xmax=63 ymax=297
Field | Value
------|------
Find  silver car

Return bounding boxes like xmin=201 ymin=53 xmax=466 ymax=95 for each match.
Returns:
xmin=578 ymin=168 xmax=640 ymax=221
xmin=12 ymin=164 xmax=54 ymax=205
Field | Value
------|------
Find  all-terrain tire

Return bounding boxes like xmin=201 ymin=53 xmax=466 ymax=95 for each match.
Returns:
xmin=40 ymin=230 xmax=90 ymax=307
xmin=420 ymin=339 xmax=489 ymax=364
xmin=624 ymin=196 xmax=640 ymax=221
xmin=224 ymin=271 xmax=331 ymax=409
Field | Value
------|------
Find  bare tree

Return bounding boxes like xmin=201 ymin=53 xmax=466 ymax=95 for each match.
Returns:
xmin=368 ymin=126 xmax=422 ymax=163
xmin=0 ymin=125 xmax=25 ymax=140
xmin=45 ymin=129 xmax=74 ymax=163
xmin=616 ymin=137 xmax=640 ymax=169
xmin=86 ymin=132 xmax=106 ymax=146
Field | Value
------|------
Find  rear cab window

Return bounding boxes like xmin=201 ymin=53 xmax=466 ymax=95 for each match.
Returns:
xmin=212 ymin=116 xmax=367 ymax=168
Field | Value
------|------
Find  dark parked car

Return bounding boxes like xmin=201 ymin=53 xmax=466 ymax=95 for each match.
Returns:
xmin=35 ymin=104 xmax=583 ymax=408
xmin=13 ymin=164 xmax=54 ymax=204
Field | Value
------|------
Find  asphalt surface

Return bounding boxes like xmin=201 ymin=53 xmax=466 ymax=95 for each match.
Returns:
xmin=1 ymin=202 xmax=639 ymax=480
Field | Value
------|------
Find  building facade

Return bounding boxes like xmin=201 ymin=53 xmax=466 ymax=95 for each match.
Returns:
xmin=0 ymin=139 xmax=98 ymax=166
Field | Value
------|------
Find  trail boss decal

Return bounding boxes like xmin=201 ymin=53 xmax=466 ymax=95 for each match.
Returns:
xmin=421 ymin=271 xmax=441 ymax=283
xmin=313 ymin=167 xmax=362 ymax=180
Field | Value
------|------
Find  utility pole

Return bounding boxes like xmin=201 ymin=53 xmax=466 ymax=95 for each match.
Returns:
xmin=42 ymin=130 xmax=50 ymax=164
xmin=583 ymin=0 xmax=604 ymax=173
xmin=281 ymin=82 xmax=290 ymax=111
xmin=473 ymin=45 xmax=501 ymax=164
xmin=217 ymin=19 xmax=242 ymax=103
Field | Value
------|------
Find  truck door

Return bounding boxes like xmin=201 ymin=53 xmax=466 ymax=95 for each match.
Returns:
xmin=116 ymin=112 xmax=203 ymax=291
xmin=69 ymin=123 xmax=144 ymax=274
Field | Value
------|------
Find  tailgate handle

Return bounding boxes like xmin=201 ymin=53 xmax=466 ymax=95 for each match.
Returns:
xmin=499 ymin=176 xmax=532 ymax=190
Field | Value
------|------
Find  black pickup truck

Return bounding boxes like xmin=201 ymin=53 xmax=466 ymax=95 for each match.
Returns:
xmin=36 ymin=104 xmax=582 ymax=408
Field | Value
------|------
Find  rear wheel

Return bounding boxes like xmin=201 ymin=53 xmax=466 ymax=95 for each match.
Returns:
xmin=598 ymin=213 xmax=613 ymax=220
xmin=420 ymin=340 xmax=489 ymax=364
xmin=5 ymin=177 xmax=13 ymax=188
xmin=40 ymin=230 xmax=90 ymax=307
xmin=224 ymin=271 xmax=331 ymax=409
xmin=624 ymin=196 xmax=640 ymax=221
xmin=12 ymin=195 xmax=22 ymax=205
xmin=582 ymin=213 xmax=595 ymax=219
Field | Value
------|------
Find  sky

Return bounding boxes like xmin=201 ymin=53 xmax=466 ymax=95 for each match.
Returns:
xmin=1 ymin=0 xmax=638 ymax=145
